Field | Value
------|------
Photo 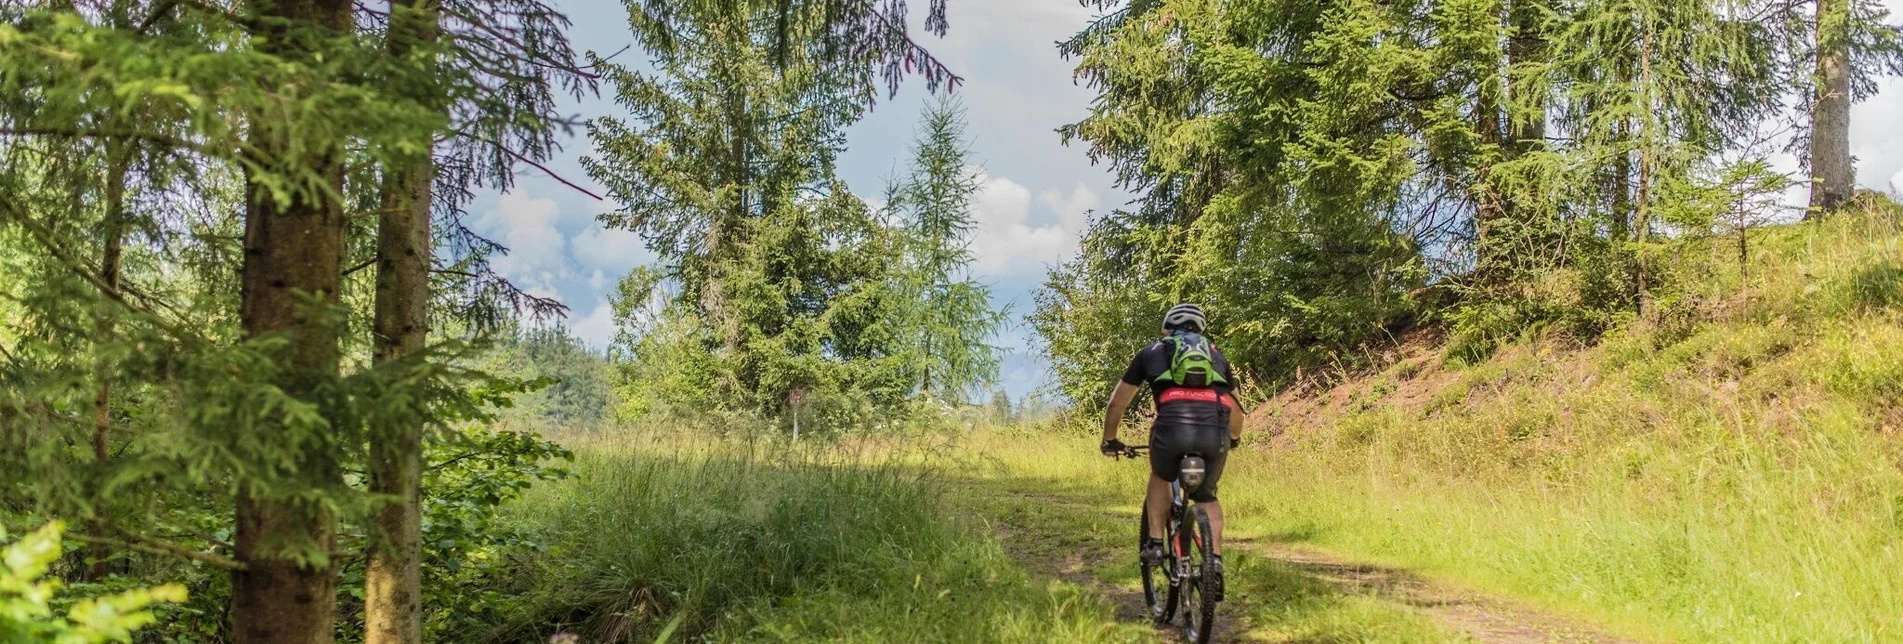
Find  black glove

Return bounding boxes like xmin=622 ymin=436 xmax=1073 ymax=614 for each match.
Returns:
xmin=1100 ymin=438 xmax=1127 ymax=456
xmin=1230 ymin=438 xmax=1241 ymax=449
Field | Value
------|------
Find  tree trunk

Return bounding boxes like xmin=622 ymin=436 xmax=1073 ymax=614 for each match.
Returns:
xmin=1807 ymin=0 xmax=1854 ymax=217
xmin=1472 ymin=54 xmax=1506 ymax=275
xmin=87 ymin=142 xmax=130 ymax=581
xmin=233 ymin=0 xmax=352 ymax=642
xmin=366 ymin=157 xmax=432 ymax=644
xmin=365 ymin=3 xmax=440 ymax=642
xmin=1506 ymin=0 xmax=1547 ymax=157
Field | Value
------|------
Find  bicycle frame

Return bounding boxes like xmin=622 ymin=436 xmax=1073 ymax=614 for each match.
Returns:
xmin=1165 ymin=469 xmax=1199 ymax=587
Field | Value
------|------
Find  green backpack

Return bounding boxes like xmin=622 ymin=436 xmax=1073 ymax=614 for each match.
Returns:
xmin=1158 ymin=332 xmax=1227 ymax=388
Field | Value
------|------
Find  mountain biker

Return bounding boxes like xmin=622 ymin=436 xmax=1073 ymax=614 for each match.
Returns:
xmin=1099 ymin=303 xmax=1242 ymax=580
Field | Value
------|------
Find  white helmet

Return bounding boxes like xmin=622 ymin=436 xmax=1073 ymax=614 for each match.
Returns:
xmin=1162 ymin=303 xmax=1206 ymax=333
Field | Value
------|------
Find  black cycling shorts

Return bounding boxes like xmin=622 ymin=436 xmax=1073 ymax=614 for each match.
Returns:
xmin=1149 ymin=423 xmax=1229 ymax=503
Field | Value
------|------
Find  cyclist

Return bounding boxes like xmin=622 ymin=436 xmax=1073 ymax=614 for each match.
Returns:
xmin=1099 ymin=303 xmax=1242 ymax=582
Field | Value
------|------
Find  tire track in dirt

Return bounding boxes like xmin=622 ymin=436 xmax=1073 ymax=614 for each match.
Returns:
xmin=1241 ymin=543 xmax=1643 ymax=644
xmin=978 ymin=494 xmax=1254 ymax=643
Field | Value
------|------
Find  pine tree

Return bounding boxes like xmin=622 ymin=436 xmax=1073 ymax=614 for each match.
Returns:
xmin=590 ymin=0 xmax=920 ymax=413
xmin=891 ymin=98 xmax=1002 ymax=402
xmin=1 ymin=2 xmax=587 ymax=640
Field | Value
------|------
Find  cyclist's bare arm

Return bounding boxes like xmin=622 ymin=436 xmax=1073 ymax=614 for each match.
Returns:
xmin=1102 ymin=380 xmax=1141 ymax=450
xmin=1227 ymin=398 xmax=1243 ymax=443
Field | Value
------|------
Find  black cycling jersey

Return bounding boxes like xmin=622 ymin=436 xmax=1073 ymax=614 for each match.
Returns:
xmin=1121 ymin=334 xmax=1237 ymax=501
xmin=1120 ymin=335 xmax=1238 ymax=428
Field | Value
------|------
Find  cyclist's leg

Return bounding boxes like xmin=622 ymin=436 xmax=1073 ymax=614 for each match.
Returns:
xmin=1203 ymin=501 xmax=1222 ymax=555
xmin=1186 ymin=425 xmax=1229 ymax=554
xmin=1145 ymin=474 xmax=1170 ymax=540
xmin=1147 ymin=426 xmax=1187 ymax=541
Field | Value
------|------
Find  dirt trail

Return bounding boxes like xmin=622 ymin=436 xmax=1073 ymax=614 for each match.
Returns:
xmin=1253 ymin=544 xmax=1641 ymax=644
xmin=970 ymin=486 xmax=1642 ymax=644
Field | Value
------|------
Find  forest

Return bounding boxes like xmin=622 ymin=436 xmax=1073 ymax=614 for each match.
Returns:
xmin=3 ymin=0 xmax=1903 ymax=642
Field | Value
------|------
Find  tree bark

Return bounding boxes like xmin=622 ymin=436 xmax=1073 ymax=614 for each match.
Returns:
xmin=87 ymin=142 xmax=130 ymax=581
xmin=366 ymin=156 xmax=431 ymax=644
xmin=1472 ymin=47 xmax=1506 ymax=275
xmin=1807 ymin=0 xmax=1854 ymax=217
xmin=233 ymin=0 xmax=352 ymax=642
xmin=364 ymin=5 xmax=440 ymax=642
xmin=1506 ymin=0 xmax=1546 ymax=158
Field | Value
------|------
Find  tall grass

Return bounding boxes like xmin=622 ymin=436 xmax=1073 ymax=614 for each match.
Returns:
xmin=478 ymin=433 xmax=1140 ymax=643
xmin=971 ymin=207 xmax=1903 ymax=642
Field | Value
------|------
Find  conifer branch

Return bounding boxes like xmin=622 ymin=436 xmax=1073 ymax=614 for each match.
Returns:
xmin=135 ymin=0 xmax=179 ymax=34
xmin=0 ymin=195 xmax=193 ymax=341
xmin=0 ymin=127 xmax=239 ymax=162
xmin=344 ymin=258 xmax=377 ymax=277
xmin=451 ymin=128 xmax=602 ymax=200
xmin=31 ymin=530 xmax=246 ymax=571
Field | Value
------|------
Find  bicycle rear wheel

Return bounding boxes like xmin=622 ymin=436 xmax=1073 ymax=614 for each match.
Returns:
xmin=1180 ymin=505 xmax=1217 ymax=644
xmin=1138 ymin=503 xmax=1178 ymax=624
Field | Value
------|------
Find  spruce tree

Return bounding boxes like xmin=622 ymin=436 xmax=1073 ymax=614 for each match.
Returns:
xmin=1 ymin=2 xmax=587 ymax=641
xmin=892 ymin=98 xmax=1002 ymax=402
xmin=590 ymin=0 xmax=923 ymax=413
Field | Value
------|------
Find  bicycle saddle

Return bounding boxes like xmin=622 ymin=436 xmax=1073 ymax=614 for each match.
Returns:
xmin=1179 ymin=455 xmax=1207 ymax=492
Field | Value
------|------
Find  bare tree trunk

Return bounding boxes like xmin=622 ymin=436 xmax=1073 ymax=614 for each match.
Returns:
xmin=364 ymin=3 xmax=440 ymax=642
xmin=1506 ymin=0 xmax=1547 ymax=157
xmin=366 ymin=159 xmax=431 ymax=644
xmin=233 ymin=0 xmax=352 ymax=641
xmin=1469 ymin=18 xmax=1499 ymax=276
xmin=1632 ymin=27 xmax=1658 ymax=304
xmin=87 ymin=142 xmax=130 ymax=581
xmin=1808 ymin=0 xmax=1854 ymax=217
xmin=1737 ymin=189 xmax=1750 ymax=281
xmin=363 ymin=9 xmax=438 ymax=644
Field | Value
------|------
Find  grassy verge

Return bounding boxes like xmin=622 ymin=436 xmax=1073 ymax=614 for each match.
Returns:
xmin=475 ymin=434 xmax=1145 ymax=643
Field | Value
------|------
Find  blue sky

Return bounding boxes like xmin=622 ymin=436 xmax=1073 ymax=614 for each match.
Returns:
xmin=468 ymin=0 xmax=1903 ymax=401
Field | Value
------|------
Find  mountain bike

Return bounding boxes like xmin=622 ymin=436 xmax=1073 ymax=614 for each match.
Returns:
xmin=1115 ymin=444 xmax=1220 ymax=643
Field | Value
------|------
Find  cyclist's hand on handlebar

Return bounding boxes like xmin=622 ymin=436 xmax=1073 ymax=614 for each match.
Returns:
xmin=1100 ymin=438 xmax=1126 ymax=457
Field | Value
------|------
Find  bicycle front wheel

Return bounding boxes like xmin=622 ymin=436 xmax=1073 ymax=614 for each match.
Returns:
xmin=1138 ymin=503 xmax=1178 ymax=625
xmin=1180 ymin=504 xmax=1217 ymax=644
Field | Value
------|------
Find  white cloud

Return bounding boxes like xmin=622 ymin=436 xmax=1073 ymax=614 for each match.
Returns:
xmin=569 ymin=300 xmax=617 ymax=351
xmin=969 ymin=170 xmax=1083 ymax=276
xmin=1853 ymin=81 xmax=1903 ymax=194
xmin=1038 ymin=183 xmax=1101 ymax=233
xmin=1890 ymin=166 xmax=1903 ymax=196
xmin=571 ymin=225 xmax=645 ymax=274
xmin=474 ymin=191 xmax=573 ymax=295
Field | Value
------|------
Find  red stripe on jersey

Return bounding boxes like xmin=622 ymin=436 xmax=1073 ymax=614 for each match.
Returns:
xmin=1158 ymin=388 xmax=1235 ymax=409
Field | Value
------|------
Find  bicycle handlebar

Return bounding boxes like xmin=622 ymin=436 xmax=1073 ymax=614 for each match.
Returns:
xmin=1112 ymin=444 xmax=1148 ymax=459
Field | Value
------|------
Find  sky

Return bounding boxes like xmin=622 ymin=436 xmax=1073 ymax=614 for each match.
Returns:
xmin=467 ymin=0 xmax=1903 ymax=401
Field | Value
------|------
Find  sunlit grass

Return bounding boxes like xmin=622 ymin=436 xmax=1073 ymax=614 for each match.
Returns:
xmin=476 ymin=432 xmax=1145 ymax=643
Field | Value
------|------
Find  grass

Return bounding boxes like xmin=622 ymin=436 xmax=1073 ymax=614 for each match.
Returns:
xmin=965 ymin=205 xmax=1903 ymax=643
xmin=474 ymin=432 xmax=1146 ymax=643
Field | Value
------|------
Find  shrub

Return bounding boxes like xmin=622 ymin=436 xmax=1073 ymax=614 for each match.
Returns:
xmin=0 ymin=522 xmax=185 ymax=643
